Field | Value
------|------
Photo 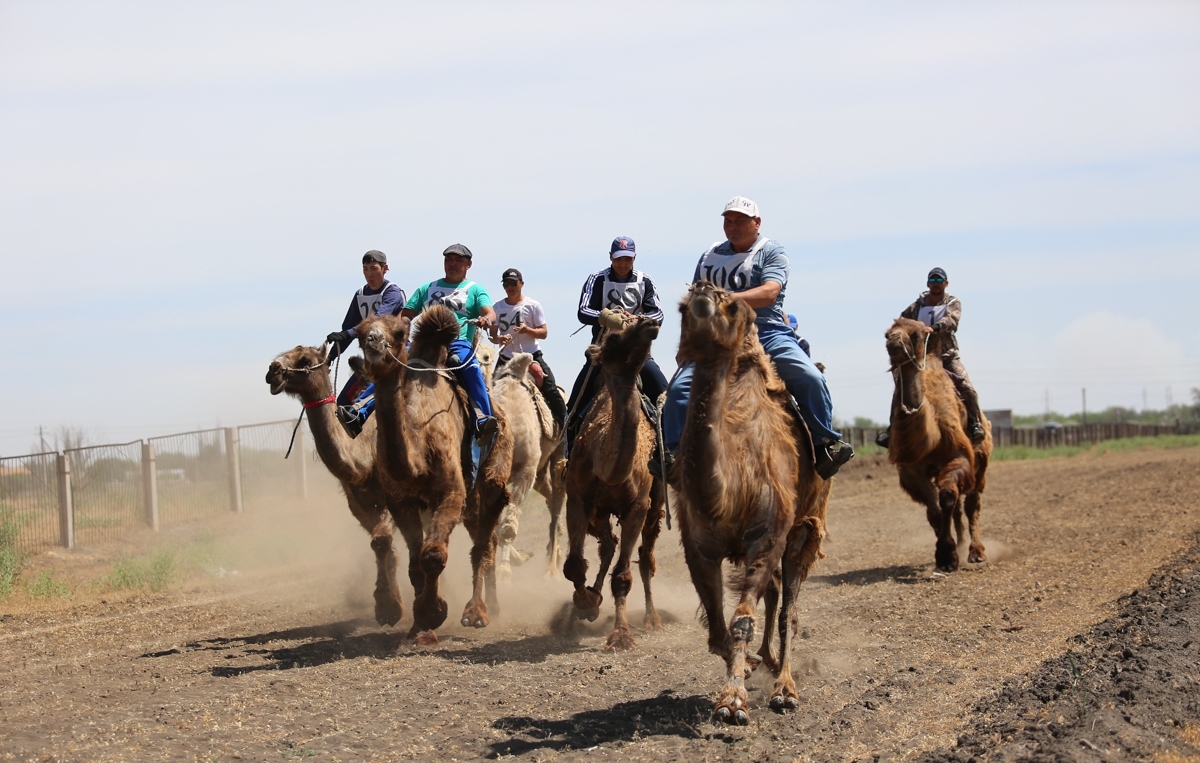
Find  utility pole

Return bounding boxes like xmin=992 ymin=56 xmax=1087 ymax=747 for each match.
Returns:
xmin=1082 ymin=388 xmax=1087 ymax=426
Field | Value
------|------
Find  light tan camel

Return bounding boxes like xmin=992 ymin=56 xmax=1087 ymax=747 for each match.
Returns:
xmin=490 ymin=352 xmax=567 ymax=580
xmin=265 ymin=345 xmax=421 ymax=627
xmin=563 ymin=315 xmax=666 ymax=652
xmin=351 ymin=307 xmax=514 ymax=644
xmin=674 ymin=281 xmax=832 ymax=725
xmin=885 ymin=317 xmax=992 ymax=572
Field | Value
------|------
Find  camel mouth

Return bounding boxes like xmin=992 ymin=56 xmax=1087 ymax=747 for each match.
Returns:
xmin=689 ymin=295 xmax=717 ymax=319
xmin=265 ymin=362 xmax=288 ymax=395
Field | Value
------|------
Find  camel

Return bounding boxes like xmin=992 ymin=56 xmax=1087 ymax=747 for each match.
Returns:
xmin=673 ymin=281 xmax=832 ymax=725
xmin=265 ymin=345 xmax=421 ymax=627
xmin=490 ymin=353 xmax=567 ymax=580
xmin=563 ymin=314 xmax=666 ymax=652
xmin=884 ymin=317 xmax=992 ymax=572
xmin=351 ymin=307 xmax=514 ymax=643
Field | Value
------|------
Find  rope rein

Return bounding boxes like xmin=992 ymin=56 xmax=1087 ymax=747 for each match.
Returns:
xmin=285 ymin=341 xmax=341 ymax=459
xmin=890 ymin=331 xmax=931 ymax=416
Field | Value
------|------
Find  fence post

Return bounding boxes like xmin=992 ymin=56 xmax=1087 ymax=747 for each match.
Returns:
xmin=56 ymin=453 xmax=73 ymax=549
xmin=224 ymin=427 xmax=243 ymax=514
xmin=294 ymin=426 xmax=308 ymax=500
xmin=142 ymin=441 xmax=159 ymax=531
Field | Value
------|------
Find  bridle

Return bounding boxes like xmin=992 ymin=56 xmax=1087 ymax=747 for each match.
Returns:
xmin=888 ymin=330 xmax=930 ymax=416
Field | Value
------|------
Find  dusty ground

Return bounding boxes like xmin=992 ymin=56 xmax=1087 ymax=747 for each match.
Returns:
xmin=1 ymin=446 xmax=1198 ymax=762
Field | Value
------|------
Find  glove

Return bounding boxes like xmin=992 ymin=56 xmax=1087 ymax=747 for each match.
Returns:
xmin=326 ymin=330 xmax=351 ymax=346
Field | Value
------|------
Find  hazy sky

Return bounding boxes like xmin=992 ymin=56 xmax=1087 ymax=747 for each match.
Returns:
xmin=2 ymin=1 xmax=1197 ymax=455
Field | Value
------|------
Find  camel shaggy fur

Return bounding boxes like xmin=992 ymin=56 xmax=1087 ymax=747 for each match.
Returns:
xmin=563 ymin=316 xmax=665 ymax=651
xmin=674 ymin=281 xmax=831 ymax=725
xmin=266 ymin=345 xmax=420 ymax=627
xmin=885 ymin=317 xmax=992 ymax=572
xmin=351 ymin=307 xmax=513 ymax=643
xmin=490 ymin=353 xmax=567 ymax=579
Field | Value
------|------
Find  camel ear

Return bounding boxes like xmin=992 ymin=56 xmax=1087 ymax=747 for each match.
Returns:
xmin=348 ymin=355 xmax=364 ymax=374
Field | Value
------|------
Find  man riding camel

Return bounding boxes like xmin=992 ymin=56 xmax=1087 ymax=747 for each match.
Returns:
xmin=897 ymin=267 xmax=986 ymax=445
xmin=661 ymin=196 xmax=854 ymax=480
xmin=400 ymin=243 xmax=500 ymax=453
xmin=326 ymin=250 xmax=407 ymax=438
xmin=489 ymin=267 xmax=568 ymax=429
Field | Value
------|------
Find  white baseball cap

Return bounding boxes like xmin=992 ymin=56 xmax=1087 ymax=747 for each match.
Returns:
xmin=722 ymin=196 xmax=760 ymax=218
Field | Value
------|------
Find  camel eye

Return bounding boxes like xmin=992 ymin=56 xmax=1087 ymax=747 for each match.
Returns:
xmin=296 ymin=357 xmax=311 ymax=368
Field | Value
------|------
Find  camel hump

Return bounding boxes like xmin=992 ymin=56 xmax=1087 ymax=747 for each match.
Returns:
xmin=412 ymin=304 xmax=461 ymax=348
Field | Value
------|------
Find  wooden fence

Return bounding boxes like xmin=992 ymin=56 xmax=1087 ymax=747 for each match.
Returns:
xmin=843 ymin=421 xmax=1198 ymax=451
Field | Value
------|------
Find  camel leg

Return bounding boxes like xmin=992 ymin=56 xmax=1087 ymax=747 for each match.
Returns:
xmin=462 ymin=475 xmax=509 ymax=628
xmin=771 ymin=519 xmax=821 ymax=712
xmin=496 ymin=467 xmax=536 ymax=582
xmin=392 ymin=507 xmax=426 ymax=600
xmin=934 ymin=457 xmax=971 ymax=572
xmin=756 ymin=570 xmax=781 ymax=673
xmin=540 ymin=469 xmax=567 ymax=579
xmin=346 ymin=495 xmax=404 ymax=627
xmin=589 ymin=522 xmax=618 ymax=607
xmin=899 ymin=468 xmax=955 ymax=573
xmin=964 ymin=490 xmax=987 ymax=563
xmin=563 ymin=492 xmax=604 ymax=621
xmin=604 ymin=497 xmax=651 ymax=652
xmin=638 ymin=481 xmax=664 ymax=632
xmin=409 ymin=488 xmax=463 ymax=643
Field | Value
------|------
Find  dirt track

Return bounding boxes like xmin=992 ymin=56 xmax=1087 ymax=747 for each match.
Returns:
xmin=2 ymin=446 xmax=1199 ymax=762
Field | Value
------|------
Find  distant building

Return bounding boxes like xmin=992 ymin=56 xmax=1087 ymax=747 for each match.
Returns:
xmin=983 ymin=409 xmax=1013 ymax=429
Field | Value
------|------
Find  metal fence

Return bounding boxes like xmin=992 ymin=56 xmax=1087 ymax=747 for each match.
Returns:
xmin=0 ymin=420 xmax=317 ymax=555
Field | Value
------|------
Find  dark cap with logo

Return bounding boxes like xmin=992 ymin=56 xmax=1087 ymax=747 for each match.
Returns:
xmin=362 ymin=250 xmax=387 ymax=265
xmin=501 ymin=268 xmax=522 ymax=284
xmin=443 ymin=243 xmax=473 ymax=260
xmin=927 ymin=267 xmax=947 ymax=281
xmin=609 ymin=236 xmax=636 ymax=258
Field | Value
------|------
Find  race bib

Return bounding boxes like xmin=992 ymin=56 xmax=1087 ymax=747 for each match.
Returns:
xmin=424 ymin=281 xmax=474 ymax=316
xmin=697 ymin=238 xmax=770 ymax=292
xmin=493 ymin=301 xmax=526 ymax=334
xmin=600 ymin=274 xmax=646 ymax=313
xmin=917 ymin=304 xmax=948 ymax=328
xmin=355 ymin=284 xmax=395 ymax=320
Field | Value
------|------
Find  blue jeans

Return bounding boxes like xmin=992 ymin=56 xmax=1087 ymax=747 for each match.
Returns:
xmin=449 ymin=339 xmax=493 ymax=422
xmin=662 ymin=322 xmax=840 ymax=452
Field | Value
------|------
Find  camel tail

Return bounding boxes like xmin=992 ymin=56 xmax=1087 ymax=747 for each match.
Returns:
xmin=412 ymin=304 xmax=463 ymax=351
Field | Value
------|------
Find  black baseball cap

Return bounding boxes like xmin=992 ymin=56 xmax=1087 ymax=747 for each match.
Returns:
xmin=362 ymin=250 xmax=387 ymax=265
xmin=501 ymin=268 xmax=522 ymax=284
xmin=443 ymin=243 xmax=473 ymax=259
xmin=928 ymin=267 xmax=947 ymax=281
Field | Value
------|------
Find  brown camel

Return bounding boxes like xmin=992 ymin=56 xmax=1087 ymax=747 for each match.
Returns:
xmin=490 ymin=353 xmax=567 ymax=579
xmin=265 ymin=345 xmax=422 ymax=627
xmin=674 ymin=281 xmax=831 ymax=725
xmin=884 ymin=317 xmax=992 ymax=572
xmin=563 ymin=314 xmax=665 ymax=652
xmin=351 ymin=307 xmax=514 ymax=643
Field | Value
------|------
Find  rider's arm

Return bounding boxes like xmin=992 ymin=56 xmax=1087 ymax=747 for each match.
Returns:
xmin=640 ymin=274 xmax=666 ymax=323
xmin=731 ymin=280 xmax=781 ymax=309
xmin=731 ymin=246 xmax=785 ymax=309
xmin=576 ymin=271 xmax=604 ymax=326
xmin=934 ymin=297 xmax=962 ymax=334
xmin=378 ymin=283 xmax=407 ymax=318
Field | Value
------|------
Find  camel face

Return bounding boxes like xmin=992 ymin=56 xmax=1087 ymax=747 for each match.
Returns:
xmin=266 ymin=345 xmax=328 ymax=397
xmin=355 ymin=314 xmax=410 ymax=382
xmin=679 ymin=282 xmax=753 ymax=355
xmin=885 ymin=318 xmax=932 ymax=372
xmin=595 ymin=316 xmax=660 ymax=380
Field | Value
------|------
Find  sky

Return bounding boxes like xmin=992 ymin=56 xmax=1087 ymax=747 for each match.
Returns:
xmin=1 ymin=1 xmax=1197 ymax=455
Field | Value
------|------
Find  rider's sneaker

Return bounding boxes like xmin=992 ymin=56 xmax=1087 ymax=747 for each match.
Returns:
xmin=875 ymin=428 xmax=890 ymax=449
xmin=337 ymin=405 xmax=364 ymax=439
xmin=475 ymin=416 xmax=499 ymax=465
xmin=815 ymin=441 xmax=854 ymax=480
xmin=648 ymin=450 xmax=675 ymax=481
xmin=969 ymin=421 xmax=986 ymax=445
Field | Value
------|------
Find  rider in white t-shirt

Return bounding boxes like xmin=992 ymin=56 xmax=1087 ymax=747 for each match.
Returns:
xmin=489 ymin=268 xmax=566 ymax=428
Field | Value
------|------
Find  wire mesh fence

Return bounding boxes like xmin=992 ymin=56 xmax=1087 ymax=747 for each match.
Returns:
xmin=65 ymin=440 xmax=145 ymax=545
xmin=0 ymin=451 xmax=61 ymax=555
xmin=238 ymin=420 xmax=306 ymax=513
xmin=148 ymin=428 xmax=231 ymax=527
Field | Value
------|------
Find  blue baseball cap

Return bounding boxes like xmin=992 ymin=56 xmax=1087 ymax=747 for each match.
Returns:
xmin=928 ymin=267 xmax=947 ymax=281
xmin=609 ymin=236 xmax=636 ymax=258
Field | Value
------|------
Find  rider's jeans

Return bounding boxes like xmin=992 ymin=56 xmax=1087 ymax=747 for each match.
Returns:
xmin=450 ymin=338 xmax=493 ymax=422
xmin=662 ymin=322 xmax=840 ymax=452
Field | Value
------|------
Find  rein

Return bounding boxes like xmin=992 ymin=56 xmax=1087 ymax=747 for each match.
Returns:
xmin=889 ymin=331 xmax=931 ymax=416
xmin=285 ymin=341 xmax=341 ymax=459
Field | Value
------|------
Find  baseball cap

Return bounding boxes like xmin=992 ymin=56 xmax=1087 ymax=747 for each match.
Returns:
xmin=362 ymin=250 xmax=387 ymax=265
xmin=501 ymin=268 xmax=522 ymax=283
xmin=443 ymin=243 xmax=473 ymax=260
xmin=609 ymin=236 xmax=636 ymax=258
xmin=722 ymin=196 xmax=760 ymax=218
xmin=927 ymin=267 xmax=948 ymax=281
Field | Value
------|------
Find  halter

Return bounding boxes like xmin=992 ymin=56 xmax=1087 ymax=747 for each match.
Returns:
xmin=889 ymin=331 xmax=930 ymax=416
xmin=283 ymin=342 xmax=341 ymax=458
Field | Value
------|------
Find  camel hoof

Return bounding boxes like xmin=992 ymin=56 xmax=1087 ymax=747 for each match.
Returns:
xmin=603 ymin=629 xmax=638 ymax=652
xmin=713 ymin=706 xmax=732 ymax=724
xmin=769 ymin=694 xmax=799 ymax=712
xmin=575 ymin=606 xmax=601 ymax=623
xmin=643 ymin=611 xmax=664 ymax=631
xmin=410 ymin=629 xmax=439 ymax=646
xmin=968 ymin=548 xmax=987 ymax=564
xmin=573 ymin=588 xmax=603 ymax=616
xmin=713 ymin=706 xmax=748 ymax=726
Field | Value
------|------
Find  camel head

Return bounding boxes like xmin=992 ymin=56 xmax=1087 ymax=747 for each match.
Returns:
xmin=586 ymin=315 xmax=661 ymax=383
xmin=266 ymin=344 xmax=331 ymax=398
xmin=493 ymin=351 xmax=533 ymax=385
xmin=885 ymin=317 xmax=934 ymax=373
xmin=353 ymin=314 xmax=412 ymax=383
xmin=677 ymin=281 xmax=757 ymax=362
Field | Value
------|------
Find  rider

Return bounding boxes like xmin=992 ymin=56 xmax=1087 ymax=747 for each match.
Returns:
xmin=325 ymin=250 xmax=407 ymax=438
xmin=490 ymin=267 xmax=568 ymax=429
xmin=564 ymin=235 xmax=668 ymax=453
xmin=661 ymin=196 xmax=854 ymax=480
xmin=400 ymin=243 xmax=499 ymax=449
xmin=896 ymin=267 xmax=986 ymax=444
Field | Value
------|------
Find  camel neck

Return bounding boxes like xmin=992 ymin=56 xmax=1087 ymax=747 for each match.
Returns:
xmin=592 ymin=374 xmax=648 ymax=485
xmin=304 ymin=389 xmax=374 ymax=482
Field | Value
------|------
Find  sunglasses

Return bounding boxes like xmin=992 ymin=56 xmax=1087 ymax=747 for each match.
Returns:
xmin=928 ymin=276 xmax=946 ymax=284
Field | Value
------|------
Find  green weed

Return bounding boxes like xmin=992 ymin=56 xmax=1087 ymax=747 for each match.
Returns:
xmin=103 ymin=550 xmax=177 ymax=592
xmin=0 ymin=546 xmax=20 ymax=598
xmin=26 ymin=570 xmax=70 ymax=599
xmin=993 ymin=435 xmax=1200 ymax=462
